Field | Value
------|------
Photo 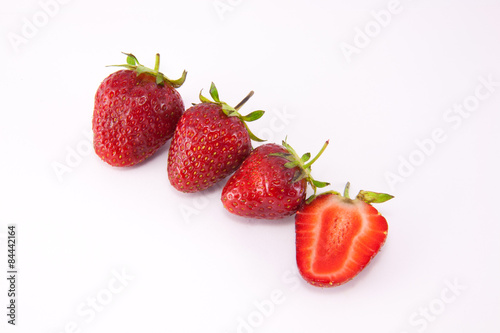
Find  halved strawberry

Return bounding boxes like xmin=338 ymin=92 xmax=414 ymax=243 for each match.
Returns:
xmin=295 ymin=183 xmax=393 ymax=287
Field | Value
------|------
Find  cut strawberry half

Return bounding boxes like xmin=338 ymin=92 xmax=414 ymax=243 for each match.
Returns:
xmin=295 ymin=183 xmax=393 ymax=287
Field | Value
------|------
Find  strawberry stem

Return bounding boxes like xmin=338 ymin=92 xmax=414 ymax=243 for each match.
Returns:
xmin=277 ymin=139 xmax=330 ymax=195
xmin=343 ymin=182 xmax=351 ymax=198
xmin=199 ymin=83 xmax=265 ymax=142
xmin=108 ymin=52 xmax=187 ymax=88
xmin=234 ymin=91 xmax=254 ymax=111
xmin=303 ymin=140 xmax=329 ymax=169
xmin=154 ymin=53 xmax=160 ymax=73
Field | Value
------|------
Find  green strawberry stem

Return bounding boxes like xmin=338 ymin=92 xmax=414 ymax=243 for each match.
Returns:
xmin=341 ymin=182 xmax=394 ymax=203
xmin=344 ymin=181 xmax=351 ymax=198
xmin=272 ymin=139 xmax=330 ymax=196
xmin=307 ymin=182 xmax=394 ymax=205
xmin=303 ymin=140 xmax=329 ymax=169
xmin=153 ymin=53 xmax=160 ymax=72
xmin=108 ymin=52 xmax=187 ymax=88
xmin=199 ymin=83 xmax=265 ymax=142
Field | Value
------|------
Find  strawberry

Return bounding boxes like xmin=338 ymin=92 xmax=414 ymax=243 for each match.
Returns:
xmin=167 ymin=83 xmax=265 ymax=193
xmin=93 ymin=53 xmax=187 ymax=167
xmin=295 ymin=182 xmax=393 ymax=287
xmin=221 ymin=140 xmax=330 ymax=219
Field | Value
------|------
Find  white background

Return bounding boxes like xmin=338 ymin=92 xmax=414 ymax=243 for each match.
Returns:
xmin=1 ymin=0 xmax=499 ymax=332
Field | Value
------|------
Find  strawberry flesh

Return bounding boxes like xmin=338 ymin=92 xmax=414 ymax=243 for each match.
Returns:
xmin=295 ymin=193 xmax=388 ymax=287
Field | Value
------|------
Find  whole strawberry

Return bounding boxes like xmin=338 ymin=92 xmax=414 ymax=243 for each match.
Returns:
xmin=93 ymin=53 xmax=187 ymax=167
xmin=167 ymin=83 xmax=265 ymax=193
xmin=296 ymin=183 xmax=393 ymax=287
xmin=221 ymin=140 xmax=329 ymax=219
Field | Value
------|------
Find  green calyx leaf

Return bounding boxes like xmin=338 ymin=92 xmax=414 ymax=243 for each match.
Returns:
xmin=312 ymin=179 xmax=329 ymax=188
xmin=126 ymin=53 xmax=137 ymax=66
xmin=199 ymin=90 xmax=212 ymax=104
xmin=269 ymin=152 xmax=292 ymax=159
xmin=209 ymin=82 xmax=220 ymax=103
xmin=284 ymin=161 xmax=299 ymax=168
xmin=339 ymin=181 xmax=394 ymax=204
xmin=221 ymin=103 xmax=237 ymax=115
xmin=107 ymin=52 xmax=187 ymax=88
xmin=197 ymin=83 xmax=266 ymax=143
xmin=241 ymin=110 xmax=265 ymax=122
xmin=244 ymin=122 xmax=266 ymax=142
xmin=356 ymin=190 xmax=394 ymax=204
xmin=301 ymin=152 xmax=311 ymax=162
xmin=277 ymin=138 xmax=331 ymax=196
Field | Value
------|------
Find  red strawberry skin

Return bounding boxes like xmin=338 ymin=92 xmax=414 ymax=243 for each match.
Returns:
xmin=93 ymin=70 xmax=184 ymax=167
xmin=167 ymin=103 xmax=251 ymax=193
xmin=295 ymin=193 xmax=388 ymax=287
xmin=221 ymin=143 xmax=307 ymax=219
